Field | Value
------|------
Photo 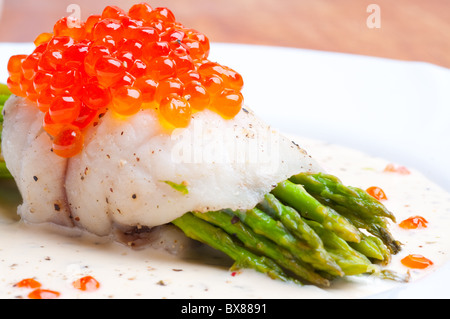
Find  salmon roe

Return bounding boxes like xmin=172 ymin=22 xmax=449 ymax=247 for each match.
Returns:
xmin=401 ymin=254 xmax=433 ymax=269
xmin=366 ymin=186 xmax=388 ymax=201
xmin=399 ymin=216 xmax=428 ymax=229
xmin=72 ymin=275 xmax=101 ymax=291
xmin=15 ymin=278 xmax=42 ymax=289
xmin=7 ymin=3 xmax=244 ymax=157
xmin=28 ymin=288 xmax=61 ymax=299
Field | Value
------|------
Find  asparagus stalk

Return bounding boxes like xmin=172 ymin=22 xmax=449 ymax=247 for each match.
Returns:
xmin=271 ymin=180 xmax=361 ymax=243
xmin=348 ymin=232 xmax=385 ymax=261
xmin=290 ymin=172 xmax=396 ymax=221
xmin=351 ymin=234 xmax=391 ymax=264
xmin=231 ymin=207 xmax=344 ymax=277
xmin=257 ymin=193 xmax=323 ymax=249
xmin=367 ymin=223 xmax=402 ymax=255
xmin=0 ymin=83 xmax=11 ymax=96
xmin=291 ymin=172 xmax=401 ymax=254
xmin=172 ymin=212 xmax=299 ymax=284
xmin=260 ymin=192 xmax=387 ymax=263
xmin=193 ymin=210 xmax=331 ymax=286
xmin=0 ymin=162 xmax=12 ymax=179
xmin=304 ymin=219 xmax=373 ymax=276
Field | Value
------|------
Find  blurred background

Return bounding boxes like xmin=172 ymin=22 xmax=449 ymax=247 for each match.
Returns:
xmin=0 ymin=0 xmax=448 ymax=68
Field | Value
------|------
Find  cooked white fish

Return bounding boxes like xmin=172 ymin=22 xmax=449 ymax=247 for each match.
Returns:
xmin=2 ymin=95 xmax=321 ymax=237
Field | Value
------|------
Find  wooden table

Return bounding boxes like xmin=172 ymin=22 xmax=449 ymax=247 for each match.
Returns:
xmin=0 ymin=0 xmax=449 ymax=68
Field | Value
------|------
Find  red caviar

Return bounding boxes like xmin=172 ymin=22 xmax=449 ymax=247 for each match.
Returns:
xmin=401 ymin=254 xmax=433 ymax=269
xmin=52 ymin=125 xmax=84 ymax=158
xmin=366 ymin=186 xmax=388 ymax=201
xmin=72 ymin=275 xmax=101 ymax=291
xmin=15 ymin=278 xmax=42 ymax=289
xmin=7 ymin=3 xmax=244 ymax=157
xmin=184 ymin=80 xmax=210 ymax=110
xmin=399 ymin=216 xmax=428 ymax=229
xmin=159 ymin=95 xmax=192 ymax=128
xmin=384 ymin=163 xmax=410 ymax=175
xmin=111 ymin=85 xmax=143 ymax=116
xmin=28 ymin=288 xmax=61 ymax=299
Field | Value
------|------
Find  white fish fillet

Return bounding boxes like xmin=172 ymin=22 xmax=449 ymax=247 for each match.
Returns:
xmin=1 ymin=96 xmax=72 ymax=227
xmin=2 ymin=96 xmax=322 ymax=237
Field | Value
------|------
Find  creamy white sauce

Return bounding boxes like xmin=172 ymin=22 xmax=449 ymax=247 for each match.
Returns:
xmin=1 ymin=136 xmax=450 ymax=299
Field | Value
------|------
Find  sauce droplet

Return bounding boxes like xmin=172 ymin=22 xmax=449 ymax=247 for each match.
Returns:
xmin=72 ymin=275 xmax=100 ymax=291
xmin=28 ymin=288 xmax=61 ymax=299
xmin=401 ymin=254 xmax=433 ymax=269
xmin=15 ymin=278 xmax=42 ymax=289
xmin=384 ymin=163 xmax=410 ymax=175
xmin=399 ymin=216 xmax=428 ymax=229
xmin=366 ymin=186 xmax=388 ymax=200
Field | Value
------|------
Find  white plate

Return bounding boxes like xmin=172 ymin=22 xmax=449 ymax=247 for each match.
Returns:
xmin=0 ymin=42 xmax=449 ymax=299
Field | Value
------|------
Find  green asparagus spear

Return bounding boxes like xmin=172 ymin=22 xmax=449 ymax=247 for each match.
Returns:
xmin=0 ymin=162 xmax=12 ymax=179
xmin=193 ymin=210 xmax=330 ymax=286
xmin=371 ymin=235 xmax=391 ymax=262
xmin=271 ymin=180 xmax=361 ymax=243
xmin=368 ymin=223 xmax=402 ymax=255
xmin=292 ymin=173 xmax=401 ymax=254
xmin=290 ymin=172 xmax=396 ymax=222
xmin=0 ymin=95 xmax=9 ymax=107
xmin=259 ymin=193 xmax=391 ymax=264
xmin=310 ymin=196 xmax=389 ymax=261
xmin=304 ymin=219 xmax=373 ymax=276
xmin=257 ymin=193 xmax=323 ymax=249
xmin=172 ymin=212 xmax=298 ymax=284
xmin=348 ymin=232 xmax=384 ymax=261
xmin=232 ymin=207 xmax=344 ymax=277
xmin=0 ymin=83 xmax=11 ymax=96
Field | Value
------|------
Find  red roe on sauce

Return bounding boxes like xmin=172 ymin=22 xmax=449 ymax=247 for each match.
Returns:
xmin=366 ymin=186 xmax=388 ymax=201
xmin=6 ymin=3 xmax=244 ymax=158
xmin=14 ymin=276 xmax=100 ymax=297
xmin=28 ymin=288 xmax=61 ymax=299
xmin=384 ymin=163 xmax=410 ymax=175
xmin=399 ymin=216 xmax=428 ymax=229
xmin=401 ymin=254 xmax=433 ymax=269
xmin=72 ymin=275 xmax=100 ymax=291
xmin=15 ymin=278 xmax=42 ymax=289
xmin=14 ymin=278 xmax=60 ymax=299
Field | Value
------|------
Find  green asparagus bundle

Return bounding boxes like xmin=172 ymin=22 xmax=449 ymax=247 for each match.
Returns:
xmin=0 ymin=83 xmax=401 ymax=286
xmin=174 ymin=174 xmax=401 ymax=286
